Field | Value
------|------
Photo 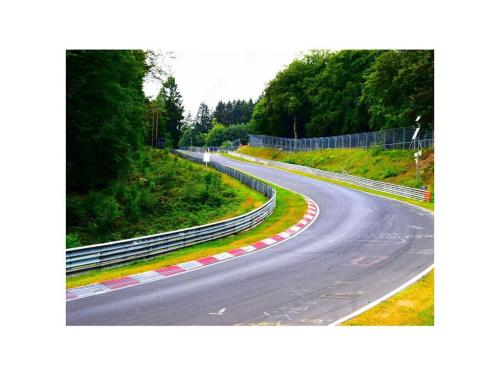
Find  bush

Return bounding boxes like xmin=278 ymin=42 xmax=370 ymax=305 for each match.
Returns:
xmin=66 ymin=233 xmax=82 ymax=249
xmin=66 ymin=194 xmax=85 ymax=227
xmin=85 ymin=192 xmax=123 ymax=234
xmin=382 ymin=167 xmax=399 ymax=178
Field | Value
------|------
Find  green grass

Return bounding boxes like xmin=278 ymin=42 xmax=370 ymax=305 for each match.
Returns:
xmin=66 ymin=181 xmax=307 ymax=288
xmin=342 ymin=270 xmax=434 ymax=326
xmin=66 ymin=148 xmax=267 ymax=247
xmin=238 ymin=146 xmax=434 ymax=196
xmin=224 ymin=152 xmax=434 ymax=211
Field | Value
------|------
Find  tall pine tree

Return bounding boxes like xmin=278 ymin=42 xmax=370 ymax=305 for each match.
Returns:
xmin=156 ymin=76 xmax=184 ymax=147
xmin=194 ymin=102 xmax=213 ymax=132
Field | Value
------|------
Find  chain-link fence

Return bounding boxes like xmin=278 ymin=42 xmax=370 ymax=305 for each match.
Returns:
xmin=249 ymin=126 xmax=434 ymax=151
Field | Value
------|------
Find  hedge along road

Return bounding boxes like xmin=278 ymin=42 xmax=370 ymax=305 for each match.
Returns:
xmin=66 ymin=152 xmax=434 ymax=326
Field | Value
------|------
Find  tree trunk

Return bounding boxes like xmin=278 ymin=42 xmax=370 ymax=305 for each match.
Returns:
xmin=293 ymin=113 xmax=298 ymax=139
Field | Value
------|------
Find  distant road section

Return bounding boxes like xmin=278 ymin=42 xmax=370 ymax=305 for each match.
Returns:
xmin=67 ymin=153 xmax=433 ymax=325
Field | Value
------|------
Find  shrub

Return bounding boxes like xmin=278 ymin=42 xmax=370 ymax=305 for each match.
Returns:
xmin=66 ymin=233 xmax=82 ymax=249
xmin=382 ymin=167 xmax=399 ymax=178
xmin=66 ymin=194 xmax=85 ymax=227
xmin=85 ymin=192 xmax=123 ymax=233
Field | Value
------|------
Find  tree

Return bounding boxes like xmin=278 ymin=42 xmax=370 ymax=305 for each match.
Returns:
xmin=156 ymin=76 xmax=184 ymax=147
xmin=250 ymin=49 xmax=434 ymax=138
xmin=194 ymin=102 xmax=213 ymax=133
xmin=178 ymin=127 xmax=206 ymax=147
xmin=66 ymin=50 xmax=148 ymax=191
xmin=205 ymin=122 xmax=229 ymax=146
xmin=305 ymin=50 xmax=380 ymax=136
xmin=361 ymin=50 xmax=434 ymax=130
xmin=226 ymin=124 xmax=249 ymax=144
xmin=181 ymin=112 xmax=194 ymax=132
xmin=212 ymin=99 xmax=255 ymax=125
xmin=213 ymin=101 xmax=226 ymax=124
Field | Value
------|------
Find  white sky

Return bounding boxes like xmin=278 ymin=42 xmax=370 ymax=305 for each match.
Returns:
xmin=143 ymin=50 xmax=304 ymax=116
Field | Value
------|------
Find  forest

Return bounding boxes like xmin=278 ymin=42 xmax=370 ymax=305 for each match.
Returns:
xmin=250 ymin=49 xmax=433 ymax=139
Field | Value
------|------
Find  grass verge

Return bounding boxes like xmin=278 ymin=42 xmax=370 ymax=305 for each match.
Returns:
xmin=66 ymin=180 xmax=307 ymax=289
xmin=238 ymin=146 xmax=434 ymax=195
xmin=341 ymin=270 xmax=434 ymax=326
xmin=224 ymin=152 xmax=433 ymax=211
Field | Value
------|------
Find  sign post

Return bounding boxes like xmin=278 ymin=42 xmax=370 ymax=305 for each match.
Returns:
xmin=203 ymin=151 xmax=210 ymax=168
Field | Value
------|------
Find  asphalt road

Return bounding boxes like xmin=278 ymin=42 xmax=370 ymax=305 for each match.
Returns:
xmin=67 ymin=154 xmax=434 ymax=325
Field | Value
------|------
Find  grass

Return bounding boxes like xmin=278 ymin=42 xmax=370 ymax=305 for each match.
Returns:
xmin=224 ymin=152 xmax=434 ymax=211
xmin=341 ymin=270 xmax=434 ymax=326
xmin=238 ymin=146 xmax=434 ymax=196
xmin=224 ymin=151 xmax=434 ymax=326
xmin=66 ymin=181 xmax=307 ymax=288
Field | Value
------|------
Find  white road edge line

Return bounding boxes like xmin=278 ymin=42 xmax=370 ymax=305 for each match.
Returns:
xmin=329 ymin=264 xmax=435 ymax=326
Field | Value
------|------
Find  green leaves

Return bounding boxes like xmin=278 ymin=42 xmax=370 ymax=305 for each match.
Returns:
xmin=251 ymin=49 xmax=433 ymax=138
xmin=67 ymin=50 xmax=148 ymax=191
xmin=361 ymin=50 xmax=434 ymax=130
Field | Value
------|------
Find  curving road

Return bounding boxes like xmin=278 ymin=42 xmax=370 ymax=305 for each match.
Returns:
xmin=66 ymin=154 xmax=434 ymax=325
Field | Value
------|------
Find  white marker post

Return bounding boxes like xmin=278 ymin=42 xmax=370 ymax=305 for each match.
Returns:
xmin=203 ymin=151 xmax=210 ymax=168
xmin=414 ymin=150 xmax=422 ymax=181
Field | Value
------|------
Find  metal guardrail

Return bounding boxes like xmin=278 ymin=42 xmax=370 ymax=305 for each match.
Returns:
xmin=229 ymin=151 xmax=431 ymax=202
xmin=249 ymin=126 xmax=434 ymax=151
xmin=179 ymin=146 xmax=239 ymax=153
xmin=66 ymin=151 xmax=276 ymax=274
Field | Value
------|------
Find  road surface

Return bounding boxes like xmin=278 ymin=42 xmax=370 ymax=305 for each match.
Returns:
xmin=67 ymin=153 xmax=434 ymax=325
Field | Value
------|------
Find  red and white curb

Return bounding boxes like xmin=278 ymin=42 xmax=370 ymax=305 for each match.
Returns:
xmin=66 ymin=197 xmax=319 ymax=301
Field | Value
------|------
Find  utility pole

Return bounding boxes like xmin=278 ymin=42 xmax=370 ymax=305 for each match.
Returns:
xmin=153 ymin=108 xmax=159 ymax=148
xmin=151 ymin=108 xmax=154 ymax=147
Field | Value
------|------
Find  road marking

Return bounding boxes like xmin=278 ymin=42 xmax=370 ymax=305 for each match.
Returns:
xmin=209 ymin=307 xmax=226 ymax=316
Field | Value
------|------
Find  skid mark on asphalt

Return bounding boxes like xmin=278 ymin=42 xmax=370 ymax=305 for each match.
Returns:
xmin=341 ymin=255 xmax=388 ymax=267
xmin=245 ymin=281 xmax=365 ymax=325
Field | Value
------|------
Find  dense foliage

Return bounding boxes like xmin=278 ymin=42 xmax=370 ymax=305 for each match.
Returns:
xmin=67 ymin=149 xmax=257 ymax=246
xmin=250 ymin=50 xmax=434 ymax=139
xmin=213 ymin=99 xmax=255 ymax=125
xmin=205 ymin=120 xmax=250 ymax=146
xmin=67 ymin=50 xmax=148 ymax=191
